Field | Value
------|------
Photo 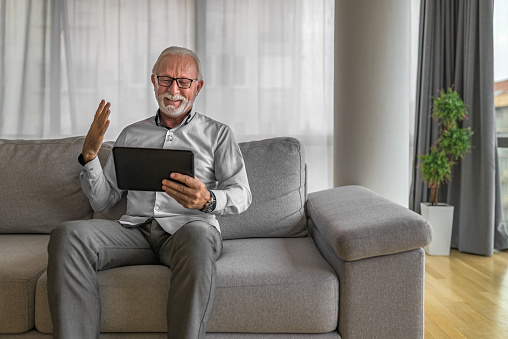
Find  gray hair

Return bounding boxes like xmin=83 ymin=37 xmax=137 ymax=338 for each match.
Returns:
xmin=152 ymin=46 xmax=203 ymax=81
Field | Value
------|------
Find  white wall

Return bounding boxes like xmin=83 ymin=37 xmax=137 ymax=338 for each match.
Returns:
xmin=334 ymin=0 xmax=410 ymax=207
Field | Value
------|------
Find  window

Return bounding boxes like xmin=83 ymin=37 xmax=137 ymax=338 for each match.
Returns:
xmin=0 ymin=0 xmax=333 ymax=192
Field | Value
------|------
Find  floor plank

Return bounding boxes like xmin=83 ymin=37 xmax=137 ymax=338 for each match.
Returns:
xmin=425 ymin=249 xmax=508 ymax=338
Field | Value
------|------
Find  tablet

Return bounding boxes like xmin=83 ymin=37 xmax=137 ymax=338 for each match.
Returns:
xmin=112 ymin=147 xmax=194 ymax=191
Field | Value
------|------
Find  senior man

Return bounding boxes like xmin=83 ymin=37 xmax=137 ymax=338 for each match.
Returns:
xmin=47 ymin=46 xmax=252 ymax=339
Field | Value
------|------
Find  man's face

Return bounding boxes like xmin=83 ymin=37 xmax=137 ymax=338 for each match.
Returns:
xmin=151 ymin=54 xmax=203 ymax=118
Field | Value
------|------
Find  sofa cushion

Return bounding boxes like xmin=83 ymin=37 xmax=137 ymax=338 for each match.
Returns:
xmin=208 ymin=237 xmax=338 ymax=333
xmin=0 ymin=137 xmax=93 ymax=234
xmin=218 ymin=137 xmax=308 ymax=239
xmin=92 ymin=137 xmax=308 ymax=239
xmin=0 ymin=235 xmax=49 ymax=333
xmin=35 ymin=237 xmax=338 ymax=334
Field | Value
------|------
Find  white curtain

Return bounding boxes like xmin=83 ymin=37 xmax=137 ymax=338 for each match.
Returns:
xmin=0 ymin=0 xmax=334 ymax=193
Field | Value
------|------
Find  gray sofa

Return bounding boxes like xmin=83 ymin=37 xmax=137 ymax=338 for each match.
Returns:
xmin=0 ymin=136 xmax=432 ymax=338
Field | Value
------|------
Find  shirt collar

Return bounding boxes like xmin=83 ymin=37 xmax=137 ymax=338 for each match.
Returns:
xmin=155 ymin=109 xmax=195 ymax=129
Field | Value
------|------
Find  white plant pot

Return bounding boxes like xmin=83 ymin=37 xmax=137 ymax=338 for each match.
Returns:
xmin=420 ymin=203 xmax=454 ymax=256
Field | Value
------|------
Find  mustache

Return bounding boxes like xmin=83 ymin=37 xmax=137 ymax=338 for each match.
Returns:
xmin=161 ymin=93 xmax=186 ymax=101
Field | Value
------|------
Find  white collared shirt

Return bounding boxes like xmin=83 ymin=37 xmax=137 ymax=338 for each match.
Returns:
xmin=80 ymin=111 xmax=252 ymax=234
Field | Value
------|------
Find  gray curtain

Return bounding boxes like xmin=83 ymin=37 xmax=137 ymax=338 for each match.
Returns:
xmin=410 ymin=0 xmax=508 ymax=256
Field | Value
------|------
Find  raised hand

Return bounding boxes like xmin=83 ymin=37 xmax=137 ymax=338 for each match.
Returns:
xmin=82 ymin=100 xmax=111 ymax=164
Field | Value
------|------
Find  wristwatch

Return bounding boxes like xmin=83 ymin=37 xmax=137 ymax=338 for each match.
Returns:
xmin=200 ymin=190 xmax=216 ymax=213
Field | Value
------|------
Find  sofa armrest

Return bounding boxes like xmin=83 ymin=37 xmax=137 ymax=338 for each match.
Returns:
xmin=307 ymin=185 xmax=431 ymax=339
xmin=306 ymin=185 xmax=432 ymax=261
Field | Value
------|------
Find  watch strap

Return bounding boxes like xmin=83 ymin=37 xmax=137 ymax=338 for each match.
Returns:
xmin=200 ymin=190 xmax=216 ymax=213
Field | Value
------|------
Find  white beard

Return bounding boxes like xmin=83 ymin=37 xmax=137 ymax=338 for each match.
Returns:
xmin=156 ymin=92 xmax=194 ymax=118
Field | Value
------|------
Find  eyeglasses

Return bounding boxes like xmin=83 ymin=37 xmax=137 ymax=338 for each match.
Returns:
xmin=156 ymin=75 xmax=198 ymax=89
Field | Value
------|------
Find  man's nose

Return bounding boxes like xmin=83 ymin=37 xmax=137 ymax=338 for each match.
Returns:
xmin=167 ymin=79 xmax=180 ymax=94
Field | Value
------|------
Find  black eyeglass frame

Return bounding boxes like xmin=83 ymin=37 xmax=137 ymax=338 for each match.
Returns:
xmin=155 ymin=74 xmax=198 ymax=89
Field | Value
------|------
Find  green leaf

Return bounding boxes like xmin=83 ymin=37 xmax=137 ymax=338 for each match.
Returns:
xmin=439 ymin=126 xmax=474 ymax=160
xmin=432 ymin=88 xmax=468 ymax=129
xmin=418 ymin=148 xmax=451 ymax=189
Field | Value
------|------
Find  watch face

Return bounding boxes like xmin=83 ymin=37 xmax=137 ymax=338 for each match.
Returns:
xmin=209 ymin=193 xmax=216 ymax=211
xmin=200 ymin=191 xmax=216 ymax=213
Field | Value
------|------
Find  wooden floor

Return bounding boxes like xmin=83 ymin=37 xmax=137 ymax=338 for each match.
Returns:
xmin=425 ymin=249 xmax=508 ymax=338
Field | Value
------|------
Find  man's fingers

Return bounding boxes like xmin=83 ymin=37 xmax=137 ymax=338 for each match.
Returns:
xmin=162 ymin=184 xmax=193 ymax=207
xmin=94 ymin=100 xmax=111 ymax=123
xmin=94 ymin=100 xmax=105 ymax=118
xmin=169 ymin=173 xmax=197 ymax=188
xmin=98 ymin=103 xmax=111 ymax=124
xmin=93 ymin=101 xmax=111 ymax=135
xmin=169 ymin=172 xmax=186 ymax=182
xmin=100 ymin=118 xmax=110 ymax=135
xmin=95 ymin=100 xmax=110 ymax=114
xmin=162 ymin=177 xmax=206 ymax=210
xmin=162 ymin=178 xmax=190 ymax=194
xmin=82 ymin=100 xmax=111 ymax=163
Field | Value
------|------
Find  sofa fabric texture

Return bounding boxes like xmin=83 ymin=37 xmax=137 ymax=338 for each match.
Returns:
xmin=217 ymin=137 xmax=307 ymax=239
xmin=307 ymin=185 xmax=432 ymax=261
xmin=35 ymin=237 xmax=338 ymax=334
xmin=0 ymin=135 xmax=431 ymax=338
xmin=0 ymin=235 xmax=49 ymax=333
xmin=0 ymin=137 xmax=91 ymax=234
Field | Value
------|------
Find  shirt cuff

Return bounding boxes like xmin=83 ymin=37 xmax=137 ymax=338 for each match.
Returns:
xmin=78 ymin=153 xmax=86 ymax=166
xmin=210 ymin=189 xmax=226 ymax=214
xmin=80 ymin=155 xmax=102 ymax=177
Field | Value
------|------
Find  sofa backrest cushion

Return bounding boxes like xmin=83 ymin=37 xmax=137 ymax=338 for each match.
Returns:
xmin=217 ymin=137 xmax=308 ymax=239
xmin=0 ymin=137 xmax=93 ymax=234
xmin=0 ymin=136 xmax=307 ymax=237
xmin=94 ymin=137 xmax=308 ymax=239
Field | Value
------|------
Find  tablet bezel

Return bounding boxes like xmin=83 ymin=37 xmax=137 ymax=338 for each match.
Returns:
xmin=112 ymin=146 xmax=194 ymax=191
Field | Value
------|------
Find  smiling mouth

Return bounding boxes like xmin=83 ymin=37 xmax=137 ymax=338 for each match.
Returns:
xmin=164 ymin=97 xmax=184 ymax=108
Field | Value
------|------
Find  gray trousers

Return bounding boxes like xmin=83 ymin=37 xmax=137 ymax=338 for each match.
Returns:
xmin=47 ymin=218 xmax=222 ymax=339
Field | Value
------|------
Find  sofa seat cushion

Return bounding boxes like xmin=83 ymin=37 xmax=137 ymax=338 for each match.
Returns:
xmin=36 ymin=237 xmax=338 ymax=334
xmin=0 ymin=235 xmax=49 ymax=333
xmin=208 ymin=237 xmax=338 ymax=333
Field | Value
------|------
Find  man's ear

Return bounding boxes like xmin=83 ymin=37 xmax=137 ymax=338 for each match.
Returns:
xmin=151 ymin=74 xmax=156 ymax=88
xmin=195 ymin=80 xmax=204 ymax=96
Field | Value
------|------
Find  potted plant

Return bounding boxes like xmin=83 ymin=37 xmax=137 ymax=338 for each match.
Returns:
xmin=418 ymin=87 xmax=474 ymax=255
